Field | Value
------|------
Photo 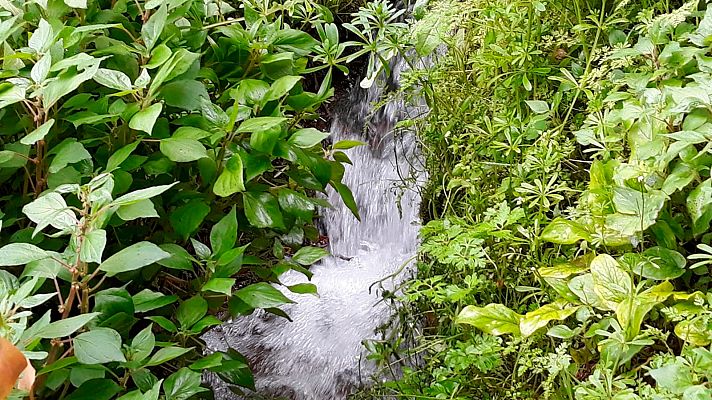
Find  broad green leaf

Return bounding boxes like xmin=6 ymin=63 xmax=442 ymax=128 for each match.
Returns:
xmin=624 ymin=247 xmax=686 ymax=280
xmin=145 ymin=346 xmax=192 ymax=367
xmin=525 ymin=100 xmax=549 ymax=114
xmin=31 ymin=53 xmax=52 ymax=84
xmin=687 ymin=178 xmax=712 ymax=236
xmin=42 ymin=61 xmax=100 ymax=109
xmin=236 ymin=117 xmax=287 ymax=133
xmin=169 ymin=199 xmax=210 ymax=240
xmin=649 ymin=359 xmax=695 ymax=394
xmin=129 ymin=103 xmax=163 ymax=134
xmin=590 ymin=254 xmax=631 ymax=310
xmin=28 ymin=19 xmax=53 ymax=53
xmin=210 ymin=207 xmax=237 ymax=256
xmin=288 ymin=128 xmax=330 ymax=148
xmin=662 ymin=162 xmax=696 ymax=195
xmin=675 ymin=318 xmax=711 ymax=346
xmin=149 ymin=49 xmax=200 ymax=94
xmin=287 ymin=283 xmax=318 ymax=296
xmin=213 ymin=156 xmax=246 ymax=198
xmin=273 ymin=29 xmax=318 ymax=56
xmin=164 ymin=368 xmax=207 ymax=400
xmin=117 ymin=199 xmax=159 ymax=221
xmin=689 ymin=5 xmax=712 ymax=47
xmin=146 ymin=316 xmax=177 ymax=332
xmin=333 ymin=182 xmax=360 ymax=220
xmin=94 ymin=68 xmax=133 ymax=91
xmin=520 ymin=300 xmax=579 ymax=337
xmin=142 ymin=4 xmax=167 ymax=51
xmin=249 ymin=125 xmax=281 ymax=153
xmin=49 ymin=140 xmax=92 ymax=174
xmin=456 ymin=304 xmax=522 ymax=336
xmin=0 ymin=243 xmax=50 ymax=266
xmin=277 ymin=189 xmax=314 ymax=220
xmin=160 ymin=138 xmax=207 ymax=162
xmin=99 ymin=241 xmax=170 ymax=276
xmin=21 ymin=119 xmax=55 ymax=145
xmin=64 ymin=379 xmax=121 ymax=400
xmin=260 ymin=52 xmax=294 ymax=80
xmin=36 ymin=313 xmax=100 ymax=338
xmin=159 ymin=80 xmax=208 ymax=111
xmin=243 ymin=192 xmax=284 ymax=229
xmin=292 ymin=246 xmax=328 ymax=265
xmin=129 ymin=324 xmax=155 ymax=362
xmin=112 ymin=183 xmax=177 ymax=206
xmin=73 ymin=328 xmax=126 ymax=364
xmin=22 ymin=192 xmax=78 ymax=235
xmin=606 ymin=187 xmax=667 ymax=236
xmin=0 ymin=83 xmax=26 ymax=110
xmin=80 ymin=229 xmax=107 ymax=264
xmin=133 ymin=289 xmax=178 ymax=313
xmin=541 ymin=218 xmax=591 ymax=244
xmin=202 ymin=278 xmax=235 ymax=296
xmin=264 ymin=76 xmax=301 ymax=102
xmin=156 ymin=244 xmax=194 ymax=271
xmin=176 ymin=296 xmax=207 ymax=329
xmin=146 ymin=44 xmax=172 ymax=69
xmin=333 ymin=140 xmax=366 ymax=150
xmin=234 ymin=282 xmax=294 ymax=309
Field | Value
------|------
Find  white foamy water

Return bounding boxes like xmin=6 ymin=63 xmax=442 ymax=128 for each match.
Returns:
xmin=204 ymin=59 xmax=423 ymax=399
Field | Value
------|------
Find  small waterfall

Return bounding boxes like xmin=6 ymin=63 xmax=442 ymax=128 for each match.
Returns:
xmin=203 ymin=58 xmax=422 ymax=399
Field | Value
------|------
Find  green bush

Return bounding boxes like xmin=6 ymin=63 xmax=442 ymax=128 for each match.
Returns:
xmin=0 ymin=0 xmax=407 ymax=398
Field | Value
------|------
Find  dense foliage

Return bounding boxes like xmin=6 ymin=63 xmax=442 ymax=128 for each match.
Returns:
xmin=361 ymin=0 xmax=712 ymax=399
xmin=0 ymin=0 xmax=407 ymax=398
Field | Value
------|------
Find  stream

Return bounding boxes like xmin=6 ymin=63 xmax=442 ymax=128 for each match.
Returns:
xmin=204 ymin=59 xmax=422 ymax=399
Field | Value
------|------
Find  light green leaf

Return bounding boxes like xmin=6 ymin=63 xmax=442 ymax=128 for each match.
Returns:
xmin=129 ymin=103 xmax=163 ymax=134
xmin=74 ymin=328 xmax=126 ymax=364
xmin=236 ymin=117 xmax=287 ymax=133
xmin=21 ymin=119 xmax=55 ymax=146
xmin=36 ymin=313 xmax=100 ymax=338
xmin=292 ymin=246 xmax=328 ymax=265
xmin=176 ymin=295 xmax=207 ymax=329
xmin=210 ymin=207 xmax=237 ymax=256
xmin=456 ymin=304 xmax=522 ymax=336
xmin=133 ymin=289 xmax=178 ymax=313
xmin=164 ymin=368 xmax=207 ymax=400
xmin=145 ymin=346 xmax=192 ymax=367
xmin=142 ymin=3 xmax=167 ymax=51
xmin=64 ymin=0 xmax=87 ymax=8
xmin=99 ymin=241 xmax=170 ymax=276
xmin=112 ymin=182 xmax=177 ymax=206
xmin=525 ymin=100 xmax=549 ymax=114
xmin=117 ymin=199 xmax=159 ymax=221
xmin=590 ymin=254 xmax=632 ymax=310
xmin=288 ymin=128 xmax=330 ymax=148
xmin=0 ymin=83 xmax=26 ymax=110
xmin=129 ymin=324 xmax=155 ymax=362
xmin=333 ymin=140 xmax=366 ymax=150
xmin=213 ymin=156 xmax=245 ymax=197
xmin=264 ymin=76 xmax=301 ymax=102
xmin=520 ymin=300 xmax=579 ymax=337
xmin=49 ymin=140 xmax=92 ymax=174
xmin=31 ymin=53 xmax=52 ymax=84
xmin=28 ymin=19 xmax=53 ymax=52
xmin=541 ymin=218 xmax=592 ymax=244
xmin=243 ymin=192 xmax=284 ymax=229
xmin=42 ymin=61 xmax=100 ymax=109
xmin=234 ymin=282 xmax=294 ymax=309
xmin=202 ymin=278 xmax=235 ymax=296
xmin=94 ymin=68 xmax=133 ymax=91
xmin=22 ymin=192 xmax=78 ymax=235
xmin=160 ymin=138 xmax=207 ymax=162
xmin=0 ymin=243 xmax=50 ymax=266
xmin=80 ymin=229 xmax=107 ymax=264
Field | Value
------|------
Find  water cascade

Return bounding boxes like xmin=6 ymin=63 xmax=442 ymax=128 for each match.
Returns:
xmin=204 ymin=59 xmax=422 ymax=399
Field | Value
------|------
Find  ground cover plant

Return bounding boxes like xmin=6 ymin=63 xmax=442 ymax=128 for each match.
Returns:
xmin=0 ymin=0 xmax=407 ymax=398
xmin=359 ymin=0 xmax=712 ymax=399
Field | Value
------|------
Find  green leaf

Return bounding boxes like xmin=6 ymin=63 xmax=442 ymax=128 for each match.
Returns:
xmin=264 ymin=76 xmax=301 ymax=102
xmin=142 ymin=4 xmax=167 ymax=51
xmin=176 ymin=296 xmax=207 ymax=330
xmin=106 ymin=141 xmax=140 ymax=171
xmin=0 ymin=243 xmax=50 ymax=266
xmin=22 ymin=192 xmax=78 ymax=235
xmin=64 ymin=0 xmax=87 ymax=8
xmin=687 ymin=179 xmax=712 ymax=236
xmin=243 ymin=192 xmax=285 ymax=229
xmin=49 ymin=140 xmax=92 ymax=173
xmin=234 ymin=282 xmax=294 ymax=309
xmin=520 ymin=300 xmax=579 ymax=337
xmin=525 ymin=100 xmax=549 ymax=114
xmin=606 ymin=187 xmax=667 ymax=236
xmin=42 ymin=61 xmax=100 ymax=109
xmin=540 ymin=218 xmax=591 ymax=244
xmin=236 ymin=117 xmax=287 ymax=133
xmin=0 ymin=82 xmax=26 ymax=110
xmin=333 ymin=140 xmax=366 ymax=150
xmin=590 ymin=254 xmax=632 ymax=310
xmin=287 ymin=283 xmax=318 ymax=296
xmin=169 ymin=199 xmax=210 ymax=240
xmin=117 ymin=199 xmax=159 ymax=221
xmin=99 ymin=241 xmax=171 ymax=276
xmin=156 ymin=244 xmax=194 ymax=271
xmin=164 ymin=368 xmax=207 ymax=400
xmin=333 ymin=182 xmax=360 ymax=220
xmin=73 ymin=328 xmax=126 ymax=364
xmin=64 ymin=379 xmax=121 ymax=400
xmin=159 ymin=80 xmax=209 ymax=111
xmin=273 ymin=29 xmax=318 ymax=56
xmin=94 ymin=68 xmax=133 ymax=91
xmin=80 ymin=229 xmax=107 ymax=264
xmin=260 ymin=52 xmax=294 ymax=80
xmin=129 ymin=324 xmax=155 ymax=362
xmin=456 ymin=304 xmax=522 ymax=336
xmin=160 ymin=138 xmax=207 ymax=162
xmin=210 ymin=207 xmax=237 ymax=256
xmin=129 ymin=103 xmax=163 ymax=134
xmin=288 ymin=128 xmax=330 ymax=148
xmin=145 ymin=346 xmax=192 ymax=367
xmin=292 ymin=246 xmax=328 ymax=265
xmin=649 ymin=359 xmax=695 ymax=394
xmin=277 ymin=189 xmax=314 ymax=220
xmin=146 ymin=316 xmax=177 ymax=332
xmin=112 ymin=183 xmax=177 ymax=206
xmin=202 ymin=278 xmax=235 ymax=296
xmin=37 ymin=313 xmax=100 ymax=338
xmin=133 ymin=289 xmax=178 ymax=313
xmin=21 ymin=119 xmax=55 ymax=145
xmin=689 ymin=5 xmax=712 ymax=47
xmin=625 ymin=247 xmax=686 ymax=280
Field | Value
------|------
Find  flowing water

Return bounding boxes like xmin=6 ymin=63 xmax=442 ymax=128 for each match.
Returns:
xmin=204 ymin=60 xmax=423 ymax=399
